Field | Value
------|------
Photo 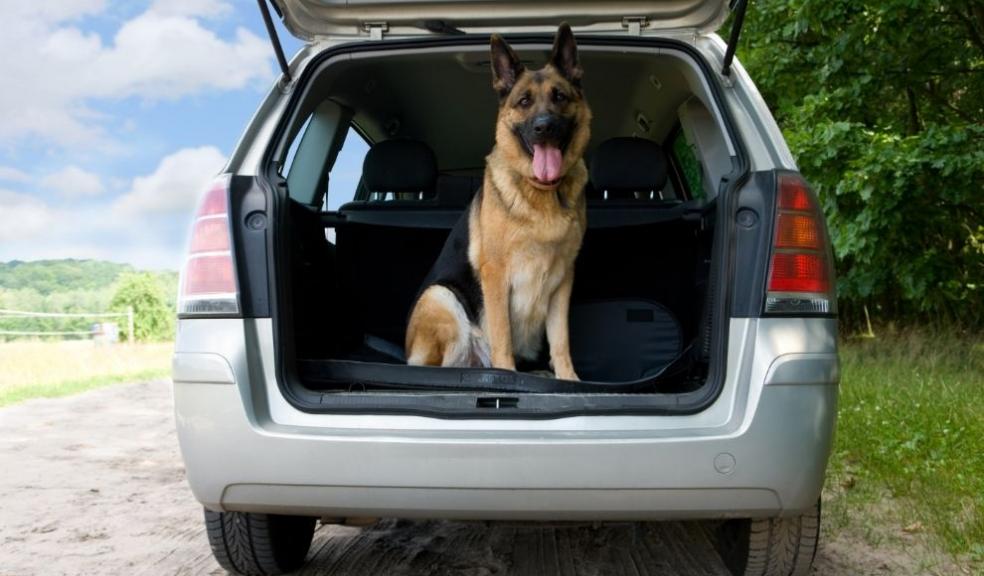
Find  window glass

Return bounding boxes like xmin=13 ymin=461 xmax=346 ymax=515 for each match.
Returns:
xmin=325 ymin=127 xmax=370 ymax=211
xmin=282 ymin=114 xmax=312 ymax=177
xmin=671 ymin=129 xmax=705 ymax=200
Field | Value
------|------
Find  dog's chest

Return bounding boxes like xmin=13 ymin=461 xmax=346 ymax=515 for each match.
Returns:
xmin=506 ymin=245 xmax=569 ymax=358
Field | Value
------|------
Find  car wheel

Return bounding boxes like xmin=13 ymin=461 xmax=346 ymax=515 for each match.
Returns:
xmin=715 ymin=499 xmax=820 ymax=576
xmin=204 ymin=508 xmax=316 ymax=576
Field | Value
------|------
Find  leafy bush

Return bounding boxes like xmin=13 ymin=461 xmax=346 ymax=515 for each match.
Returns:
xmin=110 ymin=272 xmax=175 ymax=342
xmin=740 ymin=1 xmax=984 ymax=329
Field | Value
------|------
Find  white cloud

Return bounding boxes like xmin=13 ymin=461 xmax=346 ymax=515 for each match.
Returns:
xmin=0 ymin=1 xmax=273 ymax=147
xmin=148 ymin=0 xmax=233 ymax=19
xmin=0 ymin=146 xmax=228 ymax=269
xmin=41 ymin=166 xmax=105 ymax=199
xmin=6 ymin=1 xmax=108 ymax=25
xmin=0 ymin=190 xmax=54 ymax=243
xmin=0 ymin=167 xmax=31 ymax=183
xmin=113 ymin=146 xmax=227 ymax=216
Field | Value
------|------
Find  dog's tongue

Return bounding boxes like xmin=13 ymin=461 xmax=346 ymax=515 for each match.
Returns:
xmin=532 ymin=144 xmax=562 ymax=183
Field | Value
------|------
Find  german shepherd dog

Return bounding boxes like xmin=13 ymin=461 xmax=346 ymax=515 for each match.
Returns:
xmin=405 ymin=24 xmax=591 ymax=381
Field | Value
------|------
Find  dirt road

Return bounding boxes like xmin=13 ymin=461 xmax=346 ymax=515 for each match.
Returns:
xmin=0 ymin=381 xmax=922 ymax=575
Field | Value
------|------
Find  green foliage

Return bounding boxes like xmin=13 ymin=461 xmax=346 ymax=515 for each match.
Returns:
xmin=0 ymin=259 xmax=132 ymax=295
xmin=739 ymin=1 xmax=984 ymax=328
xmin=110 ymin=272 xmax=175 ymax=342
xmin=0 ymin=260 xmax=177 ymax=341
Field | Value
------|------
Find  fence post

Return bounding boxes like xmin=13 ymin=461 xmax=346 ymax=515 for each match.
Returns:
xmin=127 ymin=306 xmax=135 ymax=343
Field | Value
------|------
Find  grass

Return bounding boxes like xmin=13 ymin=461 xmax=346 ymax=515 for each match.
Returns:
xmin=0 ymin=340 xmax=172 ymax=407
xmin=824 ymin=330 xmax=984 ymax=569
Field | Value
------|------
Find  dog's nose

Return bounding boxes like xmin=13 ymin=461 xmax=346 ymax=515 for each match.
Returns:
xmin=532 ymin=114 xmax=554 ymax=136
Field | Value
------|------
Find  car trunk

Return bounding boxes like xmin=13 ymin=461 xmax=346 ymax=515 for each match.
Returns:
xmin=288 ymin=197 xmax=713 ymax=380
xmin=263 ymin=34 xmax=741 ymax=415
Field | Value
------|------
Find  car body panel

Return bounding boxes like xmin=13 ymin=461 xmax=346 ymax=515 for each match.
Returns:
xmin=273 ymin=0 xmax=730 ymax=40
xmin=173 ymin=317 xmax=837 ymax=519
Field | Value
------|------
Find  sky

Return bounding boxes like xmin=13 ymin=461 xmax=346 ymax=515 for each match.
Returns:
xmin=0 ymin=0 xmax=308 ymax=270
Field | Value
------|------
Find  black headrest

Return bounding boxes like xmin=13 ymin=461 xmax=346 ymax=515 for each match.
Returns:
xmin=362 ymin=140 xmax=437 ymax=193
xmin=590 ymin=137 xmax=668 ymax=194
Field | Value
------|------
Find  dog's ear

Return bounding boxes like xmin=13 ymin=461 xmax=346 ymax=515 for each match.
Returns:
xmin=549 ymin=23 xmax=582 ymax=87
xmin=490 ymin=34 xmax=524 ymax=98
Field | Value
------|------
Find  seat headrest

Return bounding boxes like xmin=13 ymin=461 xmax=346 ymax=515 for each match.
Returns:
xmin=589 ymin=137 xmax=668 ymax=195
xmin=362 ymin=140 xmax=437 ymax=193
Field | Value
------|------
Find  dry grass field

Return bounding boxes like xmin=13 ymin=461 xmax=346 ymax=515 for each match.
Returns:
xmin=0 ymin=340 xmax=172 ymax=406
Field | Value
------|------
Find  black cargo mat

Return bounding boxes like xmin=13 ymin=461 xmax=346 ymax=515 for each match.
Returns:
xmin=297 ymin=343 xmax=697 ymax=394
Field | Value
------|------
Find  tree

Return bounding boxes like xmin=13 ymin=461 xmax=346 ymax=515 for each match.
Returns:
xmin=110 ymin=273 xmax=174 ymax=342
xmin=738 ymin=0 xmax=984 ymax=329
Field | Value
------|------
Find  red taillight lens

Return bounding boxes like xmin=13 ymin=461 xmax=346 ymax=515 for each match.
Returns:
xmin=189 ymin=217 xmax=231 ymax=253
xmin=198 ymin=182 xmax=228 ymax=216
xmin=178 ymin=175 xmax=239 ymax=315
xmin=182 ymin=255 xmax=237 ymax=295
xmin=768 ymin=253 xmax=830 ymax=293
xmin=765 ymin=173 xmax=836 ymax=315
xmin=778 ymin=175 xmax=813 ymax=211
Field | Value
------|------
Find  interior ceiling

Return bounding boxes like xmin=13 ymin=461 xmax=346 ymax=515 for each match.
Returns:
xmin=316 ymin=48 xmax=694 ymax=171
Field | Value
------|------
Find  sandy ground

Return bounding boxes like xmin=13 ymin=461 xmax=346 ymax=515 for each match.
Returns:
xmin=0 ymin=380 xmax=949 ymax=576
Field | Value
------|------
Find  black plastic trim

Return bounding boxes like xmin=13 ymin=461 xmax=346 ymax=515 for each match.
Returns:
xmin=230 ymin=176 xmax=272 ymax=317
xmin=258 ymin=34 xmax=750 ymax=418
xmin=729 ymin=170 xmax=775 ymax=317
xmin=323 ymin=201 xmax=701 ymax=230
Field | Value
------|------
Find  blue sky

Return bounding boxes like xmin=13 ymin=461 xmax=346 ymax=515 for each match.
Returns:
xmin=0 ymin=1 xmax=310 ymax=270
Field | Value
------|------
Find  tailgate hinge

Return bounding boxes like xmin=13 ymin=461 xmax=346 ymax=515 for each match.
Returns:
xmin=363 ymin=21 xmax=389 ymax=41
xmin=722 ymin=0 xmax=749 ymax=76
xmin=256 ymin=0 xmax=291 ymax=84
xmin=621 ymin=16 xmax=649 ymax=36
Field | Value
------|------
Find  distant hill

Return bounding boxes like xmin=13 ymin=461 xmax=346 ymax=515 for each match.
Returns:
xmin=0 ymin=259 xmax=178 ymax=326
xmin=0 ymin=260 xmax=136 ymax=296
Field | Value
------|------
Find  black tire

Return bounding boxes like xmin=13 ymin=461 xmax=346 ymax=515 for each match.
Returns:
xmin=715 ymin=499 xmax=820 ymax=576
xmin=204 ymin=508 xmax=316 ymax=576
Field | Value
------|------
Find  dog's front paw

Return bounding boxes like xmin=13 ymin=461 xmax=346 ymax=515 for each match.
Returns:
xmin=555 ymin=367 xmax=580 ymax=382
xmin=492 ymin=355 xmax=516 ymax=371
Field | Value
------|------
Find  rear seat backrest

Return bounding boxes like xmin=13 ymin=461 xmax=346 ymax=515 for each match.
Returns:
xmin=589 ymin=137 xmax=668 ymax=201
xmin=360 ymin=139 xmax=438 ymax=200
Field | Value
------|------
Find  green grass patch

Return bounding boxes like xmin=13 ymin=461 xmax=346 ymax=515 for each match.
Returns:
xmin=0 ymin=368 xmax=170 ymax=407
xmin=825 ymin=331 xmax=984 ymax=566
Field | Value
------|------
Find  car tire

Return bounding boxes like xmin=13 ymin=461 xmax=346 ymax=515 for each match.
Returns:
xmin=715 ymin=499 xmax=820 ymax=576
xmin=204 ymin=508 xmax=316 ymax=576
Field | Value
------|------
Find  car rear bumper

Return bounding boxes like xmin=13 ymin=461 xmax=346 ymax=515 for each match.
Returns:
xmin=172 ymin=317 xmax=838 ymax=520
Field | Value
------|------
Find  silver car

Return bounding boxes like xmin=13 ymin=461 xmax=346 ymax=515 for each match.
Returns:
xmin=172 ymin=2 xmax=839 ymax=575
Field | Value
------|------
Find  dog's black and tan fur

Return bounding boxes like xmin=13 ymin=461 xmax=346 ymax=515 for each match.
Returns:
xmin=405 ymin=24 xmax=591 ymax=380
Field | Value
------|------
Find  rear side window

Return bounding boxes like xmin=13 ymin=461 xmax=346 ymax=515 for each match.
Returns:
xmin=324 ymin=128 xmax=369 ymax=211
xmin=283 ymin=114 xmax=312 ymax=177
xmin=670 ymin=129 xmax=704 ymax=200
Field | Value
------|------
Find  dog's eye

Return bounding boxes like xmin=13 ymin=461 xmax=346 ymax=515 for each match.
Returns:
xmin=553 ymin=90 xmax=568 ymax=104
xmin=517 ymin=94 xmax=532 ymax=108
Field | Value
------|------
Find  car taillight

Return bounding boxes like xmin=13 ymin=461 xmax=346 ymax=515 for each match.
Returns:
xmin=177 ymin=175 xmax=239 ymax=316
xmin=764 ymin=173 xmax=837 ymax=314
